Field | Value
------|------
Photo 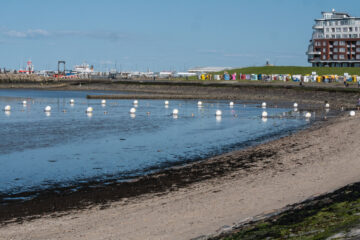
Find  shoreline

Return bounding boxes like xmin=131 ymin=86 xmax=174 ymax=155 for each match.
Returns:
xmin=0 ymin=82 xmax=360 ymax=239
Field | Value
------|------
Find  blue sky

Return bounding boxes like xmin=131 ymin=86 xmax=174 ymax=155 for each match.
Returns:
xmin=0 ymin=0 xmax=360 ymax=72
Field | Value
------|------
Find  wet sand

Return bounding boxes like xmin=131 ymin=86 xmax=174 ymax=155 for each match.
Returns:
xmin=1 ymin=82 xmax=360 ymax=239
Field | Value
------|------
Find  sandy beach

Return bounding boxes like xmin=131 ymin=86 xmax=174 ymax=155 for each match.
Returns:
xmin=0 ymin=106 xmax=360 ymax=239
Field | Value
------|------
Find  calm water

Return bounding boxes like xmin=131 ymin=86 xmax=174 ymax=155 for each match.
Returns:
xmin=0 ymin=89 xmax=311 ymax=196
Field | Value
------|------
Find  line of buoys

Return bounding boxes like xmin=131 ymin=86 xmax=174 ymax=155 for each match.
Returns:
xmin=22 ymin=100 xmax=27 ymax=106
xmin=173 ymin=109 xmax=179 ymax=115
xmin=44 ymin=106 xmax=51 ymax=112
xmin=4 ymin=105 xmax=11 ymax=111
xmin=215 ymin=110 xmax=222 ymax=116
xmin=350 ymin=110 xmax=356 ymax=117
xmin=70 ymin=99 xmax=75 ymax=104
xmin=101 ymin=99 xmax=106 ymax=105
xmin=164 ymin=100 xmax=169 ymax=105
xmin=229 ymin=102 xmax=234 ymax=107
xmin=133 ymin=100 xmax=138 ymax=105
xmin=262 ymin=111 xmax=268 ymax=118
xmin=197 ymin=101 xmax=202 ymax=107
xmin=293 ymin=103 xmax=298 ymax=108
xmin=262 ymin=102 xmax=267 ymax=108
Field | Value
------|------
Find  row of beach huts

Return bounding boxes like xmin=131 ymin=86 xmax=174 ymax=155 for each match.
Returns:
xmin=198 ymin=72 xmax=360 ymax=83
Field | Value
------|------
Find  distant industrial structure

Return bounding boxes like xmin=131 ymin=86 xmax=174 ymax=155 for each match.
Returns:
xmin=307 ymin=9 xmax=360 ymax=67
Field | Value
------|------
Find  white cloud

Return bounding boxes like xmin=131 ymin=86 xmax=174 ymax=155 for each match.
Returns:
xmin=2 ymin=29 xmax=128 ymax=41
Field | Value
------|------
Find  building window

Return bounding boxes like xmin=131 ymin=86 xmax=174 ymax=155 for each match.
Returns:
xmin=334 ymin=55 xmax=338 ymax=59
xmin=323 ymin=48 xmax=326 ymax=52
xmin=322 ymin=55 xmax=327 ymax=60
xmin=349 ymin=27 xmax=353 ymax=32
xmin=332 ymin=28 xmax=335 ymax=32
xmin=326 ymin=28 xmax=330 ymax=32
xmin=356 ymin=27 xmax=359 ymax=31
xmin=336 ymin=28 xmax=341 ymax=32
xmin=339 ymin=55 xmax=345 ymax=60
xmin=357 ymin=41 xmax=360 ymax=45
xmin=356 ymin=55 xmax=360 ymax=59
xmin=336 ymin=34 xmax=341 ymax=38
xmin=356 ymin=48 xmax=360 ymax=52
xmin=334 ymin=48 xmax=338 ymax=52
xmin=343 ymin=27 xmax=348 ymax=32
xmin=340 ymin=41 xmax=346 ymax=45
xmin=332 ymin=35 xmax=336 ymax=38
xmin=326 ymin=35 xmax=330 ymax=38
xmin=323 ymin=42 xmax=327 ymax=46
xmin=334 ymin=41 xmax=339 ymax=46
xmin=339 ymin=48 xmax=346 ymax=53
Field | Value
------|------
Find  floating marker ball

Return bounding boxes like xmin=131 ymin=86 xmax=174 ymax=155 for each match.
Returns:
xmin=197 ymin=101 xmax=202 ymax=106
xmin=229 ymin=102 xmax=234 ymax=107
xmin=262 ymin=111 xmax=268 ymax=118
xmin=22 ymin=100 xmax=27 ymax=105
xmin=86 ymin=107 xmax=93 ymax=113
xmin=215 ymin=110 xmax=222 ymax=116
xmin=262 ymin=102 xmax=267 ymax=108
xmin=305 ymin=112 xmax=312 ymax=118
xmin=101 ymin=100 xmax=106 ymax=105
xmin=70 ymin=99 xmax=75 ymax=104
xmin=294 ymin=103 xmax=298 ymax=108
xmin=4 ymin=105 xmax=11 ymax=111
xmin=164 ymin=100 xmax=169 ymax=105
xmin=130 ymin=107 xmax=136 ymax=113
xmin=44 ymin=106 xmax=51 ymax=112
xmin=325 ymin=103 xmax=330 ymax=108
xmin=350 ymin=111 xmax=356 ymax=117
xmin=173 ymin=109 xmax=179 ymax=115
xmin=133 ymin=100 xmax=138 ymax=105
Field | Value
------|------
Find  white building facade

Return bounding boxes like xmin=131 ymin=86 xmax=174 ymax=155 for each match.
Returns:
xmin=307 ymin=10 xmax=360 ymax=67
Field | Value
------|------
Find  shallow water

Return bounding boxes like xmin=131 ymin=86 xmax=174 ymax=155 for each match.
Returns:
xmin=0 ymin=89 xmax=310 ymax=196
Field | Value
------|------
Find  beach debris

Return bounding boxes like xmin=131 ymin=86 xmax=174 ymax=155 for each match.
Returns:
xmin=4 ymin=105 xmax=11 ymax=111
xmin=215 ymin=110 xmax=222 ymax=116
xmin=130 ymin=107 xmax=136 ymax=114
xmin=44 ymin=106 xmax=51 ymax=112
xmin=294 ymin=102 xmax=298 ymax=108
xmin=101 ymin=99 xmax=106 ymax=105
xmin=86 ymin=107 xmax=93 ymax=113
xmin=69 ymin=99 xmax=75 ymax=104
xmin=262 ymin=102 xmax=267 ymax=108
xmin=173 ymin=109 xmax=179 ymax=115
xmin=350 ymin=111 xmax=356 ymax=117
xmin=262 ymin=111 xmax=268 ymax=118
xmin=305 ymin=112 xmax=312 ymax=118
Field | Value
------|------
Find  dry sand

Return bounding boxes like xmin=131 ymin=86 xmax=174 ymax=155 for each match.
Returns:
xmin=1 ymin=113 xmax=360 ymax=240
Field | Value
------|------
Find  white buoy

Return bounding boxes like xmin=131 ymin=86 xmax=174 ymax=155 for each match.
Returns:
xmin=262 ymin=111 xmax=268 ymax=118
xmin=44 ymin=106 xmax=51 ymax=112
xmin=294 ymin=108 xmax=298 ymax=112
xmin=325 ymin=103 xmax=330 ymax=108
xmin=70 ymin=99 xmax=75 ymax=104
xmin=164 ymin=100 xmax=169 ymax=105
xmin=293 ymin=103 xmax=298 ymax=108
xmin=215 ymin=110 xmax=222 ymax=116
xmin=216 ymin=116 xmax=222 ymax=122
xmin=4 ymin=105 xmax=11 ymax=111
xmin=262 ymin=102 xmax=267 ymax=108
xmin=173 ymin=109 xmax=179 ymax=115
xmin=133 ymin=100 xmax=138 ymax=105
xmin=197 ymin=101 xmax=202 ymax=106
xmin=350 ymin=111 xmax=356 ymax=117
xmin=86 ymin=107 xmax=93 ymax=113
xmin=229 ymin=102 xmax=234 ymax=107
xmin=22 ymin=100 xmax=27 ymax=105
xmin=101 ymin=99 xmax=106 ymax=105
xmin=305 ymin=112 xmax=312 ymax=118
xmin=130 ymin=107 xmax=136 ymax=113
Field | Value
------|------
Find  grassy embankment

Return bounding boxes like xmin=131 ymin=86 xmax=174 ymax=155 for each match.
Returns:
xmin=219 ymin=66 xmax=360 ymax=75
xmin=215 ymin=183 xmax=360 ymax=240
